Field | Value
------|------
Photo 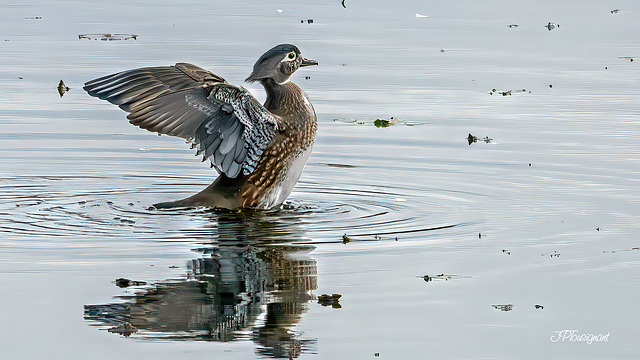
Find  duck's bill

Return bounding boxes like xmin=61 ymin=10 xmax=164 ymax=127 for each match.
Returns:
xmin=301 ymin=58 xmax=318 ymax=67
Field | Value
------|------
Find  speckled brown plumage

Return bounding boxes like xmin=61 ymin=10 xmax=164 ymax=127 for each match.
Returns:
xmin=240 ymin=80 xmax=317 ymax=208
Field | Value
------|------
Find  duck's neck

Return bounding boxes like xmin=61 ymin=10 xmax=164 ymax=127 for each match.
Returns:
xmin=261 ymin=78 xmax=303 ymax=116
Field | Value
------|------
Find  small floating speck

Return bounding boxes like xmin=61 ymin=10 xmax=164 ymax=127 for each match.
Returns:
xmin=508 ymin=24 xmax=519 ymax=28
xmin=541 ymin=251 xmax=561 ymax=258
xmin=78 ymin=33 xmax=138 ymax=41
xmin=535 ymin=304 xmax=544 ymax=309
xmin=300 ymin=19 xmax=314 ymax=24
xmin=422 ymin=274 xmax=459 ymax=282
xmin=276 ymin=9 xmax=283 ymax=13
xmin=611 ymin=9 xmax=620 ymax=14
xmin=492 ymin=304 xmax=514 ymax=312
xmin=619 ymin=56 xmax=636 ymax=62
xmin=24 ymin=16 xmax=42 ymax=20
xmin=57 ymin=79 xmax=69 ymax=97
xmin=467 ymin=133 xmax=493 ymax=145
xmin=138 ymin=147 xmax=150 ymax=152
xmin=324 ymin=163 xmax=356 ymax=168
xmin=342 ymin=234 xmax=352 ymax=244
xmin=415 ymin=13 xmax=428 ymax=18
xmin=490 ymin=88 xmax=528 ymax=96
xmin=545 ymin=22 xmax=559 ymax=31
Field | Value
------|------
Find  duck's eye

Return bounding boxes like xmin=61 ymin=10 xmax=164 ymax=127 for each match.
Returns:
xmin=287 ymin=52 xmax=296 ymax=60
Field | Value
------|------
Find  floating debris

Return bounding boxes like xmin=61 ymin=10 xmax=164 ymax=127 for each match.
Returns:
xmin=508 ymin=24 xmax=519 ymax=28
xmin=108 ymin=322 xmax=137 ymax=337
xmin=541 ymin=251 xmax=561 ymax=258
xmin=301 ymin=19 xmax=314 ymax=24
xmin=549 ymin=84 xmax=553 ymax=88
xmin=304 ymin=75 xmax=311 ymax=80
xmin=57 ymin=79 xmax=69 ymax=97
xmin=342 ymin=0 xmax=346 ymax=9
xmin=467 ymin=133 xmax=493 ymax=145
xmin=335 ymin=117 xmax=417 ymax=127
xmin=342 ymin=234 xmax=352 ymax=244
xmin=611 ymin=9 xmax=620 ymax=14
xmin=478 ymin=232 xmax=482 ymax=239
xmin=24 ymin=16 xmax=42 ymax=20
xmin=334 ymin=118 xmax=369 ymax=126
xmin=492 ymin=304 xmax=514 ymax=312
xmin=78 ymin=33 xmax=138 ymax=41
xmin=545 ymin=22 xmax=559 ymax=31
xmin=502 ymin=249 xmax=511 ymax=255
xmin=277 ymin=9 xmax=283 ymax=13
xmin=535 ymin=304 xmax=544 ymax=309
xmin=490 ymin=88 xmax=529 ymax=96
xmin=374 ymin=118 xmax=391 ymax=128
xmin=415 ymin=13 xmax=428 ymax=18
xmin=422 ymin=274 xmax=459 ymax=282
xmin=318 ymin=293 xmax=342 ymax=308
xmin=619 ymin=56 xmax=636 ymax=62
xmin=603 ymin=246 xmax=640 ymax=254
xmin=113 ymin=216 xmax=134 ymax=223
xmin=114 ymin=278 xmax=147 ymax=288
xmin=168 ymin=265 xmax=179 ymax=269
xmin=324 ymin=163 xmax=356 ymax=168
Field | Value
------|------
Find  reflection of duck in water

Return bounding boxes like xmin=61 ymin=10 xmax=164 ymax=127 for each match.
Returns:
xmin=84 ymin=44 xmax=318 ymax=210
xmin=84 ymin=212 xmax=319 ymax=359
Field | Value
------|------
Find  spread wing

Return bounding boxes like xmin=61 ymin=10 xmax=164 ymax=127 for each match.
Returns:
xmin=83 ymin=63 xmax=278 ymax=178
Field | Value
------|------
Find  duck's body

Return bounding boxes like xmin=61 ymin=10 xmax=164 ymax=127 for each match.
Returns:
xmin=158 ymin=79 xmax=317 ymax=209
xmin=84 ymin=44 xmax=317 ymax=210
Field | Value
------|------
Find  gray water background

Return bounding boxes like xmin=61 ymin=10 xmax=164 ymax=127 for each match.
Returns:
xmin=1 ymin=0 xmax=639 ymax=359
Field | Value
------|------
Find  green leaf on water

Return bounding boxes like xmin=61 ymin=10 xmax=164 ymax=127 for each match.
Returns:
xmin=374 ymin=119 xmax=391 ymax=128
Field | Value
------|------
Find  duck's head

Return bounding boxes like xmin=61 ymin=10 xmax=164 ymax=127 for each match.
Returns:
xmin=245 ymin=44 xmax=317 ymax=84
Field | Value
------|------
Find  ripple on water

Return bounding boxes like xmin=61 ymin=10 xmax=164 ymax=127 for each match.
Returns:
xmin=0 ymin=174 xmax=467 ymax=246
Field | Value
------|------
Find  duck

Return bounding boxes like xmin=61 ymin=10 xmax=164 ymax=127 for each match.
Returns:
xmin=84 ymin=44 xmax=318 ymax=210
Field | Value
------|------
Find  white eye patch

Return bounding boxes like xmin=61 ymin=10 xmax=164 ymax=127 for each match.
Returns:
xmin=280 ymin=52 xmax=297 ymax=62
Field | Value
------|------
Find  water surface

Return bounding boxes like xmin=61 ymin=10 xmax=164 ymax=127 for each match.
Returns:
xmin=1 ymin=1 xmax=639 ymax=359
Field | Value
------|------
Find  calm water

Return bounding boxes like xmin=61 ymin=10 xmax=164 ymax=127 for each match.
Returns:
xmin=1 ymin=1 xmax=639 ymax=359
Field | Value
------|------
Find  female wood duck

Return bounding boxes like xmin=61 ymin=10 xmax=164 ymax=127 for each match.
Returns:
xmin=84 ymin=44 xmax=318 ymax=210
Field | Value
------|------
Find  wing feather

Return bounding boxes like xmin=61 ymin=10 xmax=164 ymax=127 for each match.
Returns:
xmin=84 ymin=63 xmax=278 ymax=178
